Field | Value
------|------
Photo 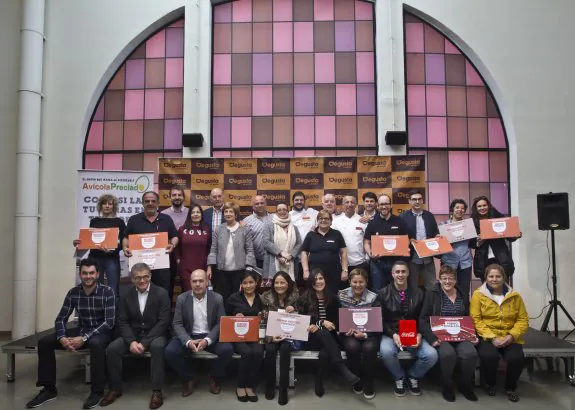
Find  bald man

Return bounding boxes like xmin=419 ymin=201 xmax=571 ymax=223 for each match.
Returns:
xmin=164 ymin=269 xmax=233 ymax=396
xmin=243 ymin=195 xmax=272 ymax=269
xmin=322 ymin=194 xmax=337 ymax=215
xmin=204 ymin=188 xmax=225 ymax=233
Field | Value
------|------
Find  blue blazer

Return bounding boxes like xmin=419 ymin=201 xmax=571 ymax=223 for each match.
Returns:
xmin=400 ymin=209 xmax=439 ymax=258
xmin=204 ymin=207 xmax=223 ymax=230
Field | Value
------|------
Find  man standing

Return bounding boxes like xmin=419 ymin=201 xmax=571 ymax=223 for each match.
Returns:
xmin=321 ymin=193 xmax=338 ymax=215
xmin=100 ymin=263 xmax=170 ymax=409
xmin=332 ymin=196 xmax=368 ymax=279
xmin=359 ymin=192 xmax=378 ymax=223
xmin=364 ymin=194 xmax=408 ymax=290
xmin=289 ymin=191 xmax=318 ymax=242
xmin=164 ymin=269 xmax=233 ymax=396
xmin=243 ymin=195 xmax=272 ymax=269
xmin=25 ymin=259 xmax=115 ymax=409
xmin=400 ymin=189 xmax=439 ymax=290
xmin=161 ymin=186 xmax=188 ymax=230
xmin=123 ymin=191 xmax=179 ymax=295
xmin=204 ymin=188 xmax=224 ymax=233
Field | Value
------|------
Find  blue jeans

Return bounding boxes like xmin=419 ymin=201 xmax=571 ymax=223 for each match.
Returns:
xmin=369 ymin=258 xmax=395 ymax=291
xmin=96 ymin=256 xmax=120 ymax=296
xmin=164 ymin=337 xmax=233 ymax=380
xmin=379 ymin=335 xmax=438 ymax=380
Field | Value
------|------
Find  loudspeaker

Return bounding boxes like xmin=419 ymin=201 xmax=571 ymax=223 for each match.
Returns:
xmin=182 ymin=133 xmax=204 ymax=148
xmin=385 ymin=131 xmax=407 ymax=146
xmin=537 ymin=192 xmax=570 ymax=230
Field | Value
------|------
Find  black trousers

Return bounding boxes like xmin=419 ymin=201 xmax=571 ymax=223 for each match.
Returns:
xmin=235 ymin=342 xmax=264 ymax=388
xmin=37 ymin=329 xmax=112 ymax=393
xmin=437 ymin=341 xmax=477 ymax=388
xmin=264 ymin=341 xmax=293 ymax=391
xmin=151 ymin=268 xmax=171 ymax=296
xmin=478 ymin=340 xmax=525 ymax=391
xmin=306 ymin=329 xmax=344 ymax=378
xmin=213 ymin=269 xmax=244 ymax=301
xmin=341 ymin=335 xmax=379 ymax=390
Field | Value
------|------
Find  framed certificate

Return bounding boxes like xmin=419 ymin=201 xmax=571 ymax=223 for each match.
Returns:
xmin=413 ymin=236 xmax=453 ymax=258
xmin=338 ymin=307 xmax=383 ymax=333
xmin=439 ymin=219 xmax=477 ymax=243
xmin=371 ymin=235 xmax=410 ymax=257
xmin=78 ymin=228 xmax=119 ymax=250
xmin=430 ymin=316 xmax=478 ymax=342
xmin=480 ymin=217 xmax=521 ymax=240
xmin=128 ymin=232 xmax=170 ymax=270
xmin=220 ymin=316 xmax=260 ymax=343
xmin=128 ymin=232 xmax=169 ymax=250
xmin=265 ymin=311 xmax=311 ymax=342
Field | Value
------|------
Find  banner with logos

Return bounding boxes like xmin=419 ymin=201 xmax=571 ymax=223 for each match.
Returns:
xmin=158 ymin=156 xmax=425 ymax=216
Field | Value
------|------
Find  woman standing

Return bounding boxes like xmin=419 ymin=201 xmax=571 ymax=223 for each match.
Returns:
xmin=338 ymin=268 xmax=380 ymax=400
xmin=298 ymin=269 xmax=359 ymax=397
xmin=301 ymin=210 xmax=348 ymax=294
xmin=73 ymin=194 xmax=125 ymax=295
xmin=207 ymin=202 xmax=255 ymax=300
xmin=470 ymin=264 xmax=528 ymax=402
xmin=471 ymin=196 xmax=521 ymax=280
xmin=177 ymin=203 xmax=211 ymax=292
xmin=261 ymin=271 xmax=299 ymax=406
xmin=440 ymin=199 xmax=474 ymax=297
xmin=263 ymin=203 xmax=302 ymax=282
xmin=419 ymin=265 xmax=478 ymax=402
xmin=226 ymin=271 xmax=264 ymax=402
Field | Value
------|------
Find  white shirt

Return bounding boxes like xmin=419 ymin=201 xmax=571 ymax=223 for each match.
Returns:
xmin=332 ymin=213 xmax=367 ymax=266
xmin=137 ymin=284 xmax=150 ymax=315
xmin=189 ymin=293 xmax=212 ymax=346
xmin=290 ymin=208 xmax=319 ymax=242
xmin=492 ymin=294 xmax=505 ymax=306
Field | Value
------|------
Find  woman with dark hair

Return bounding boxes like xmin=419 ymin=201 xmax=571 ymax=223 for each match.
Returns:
xmin=470 ymin=264 xmax=528 ymax=402
xmin=338 ymin=268 xmax=380 ymax=400
xmin=226 ymin=270 xmax=264 ymax=402
xmin=440 ymin=199 xmax=474 ymax=296
xmin=471 ymin=196 xmax=521 ymax=280
xmin=298 ymin=268 xmax=359 ymax=397
xmin=177 ymin=202 xmax=211 ymax=292
xmin=261 ymin=271 xmax=299 ymax=405
xmin=73 ymin=193 xmax=125 ymax=296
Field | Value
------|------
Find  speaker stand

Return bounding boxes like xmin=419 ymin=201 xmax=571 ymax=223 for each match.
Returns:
xmin=540 ymin=230 xmax=575 ymax=338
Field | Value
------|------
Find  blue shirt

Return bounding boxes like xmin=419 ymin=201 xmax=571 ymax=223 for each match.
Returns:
xmin=439 ymin=220 xmax=473 ymax=269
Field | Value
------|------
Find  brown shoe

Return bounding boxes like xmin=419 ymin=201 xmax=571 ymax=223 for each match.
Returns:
xmin=100 ymin=390 xmax=122 ymax=406
xmin=181 ymin=379 xmax=199 ymax=397
xmin=208 ymin=375 xmax=221 ymax=395
xmin=149 ymin=390 xmax=163 ymax=409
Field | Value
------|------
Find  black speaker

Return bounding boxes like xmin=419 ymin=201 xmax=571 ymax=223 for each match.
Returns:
xmin=182 ymin=133 xmax=204 ymax=148
xmin=385 ymin=131 xmax=407 ymax=146
xmin=537 ymin=192 xmax=570 ymax=230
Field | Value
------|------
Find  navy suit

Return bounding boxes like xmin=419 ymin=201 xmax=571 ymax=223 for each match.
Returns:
xmin=204 ymin=207 xmax=224 ymax=232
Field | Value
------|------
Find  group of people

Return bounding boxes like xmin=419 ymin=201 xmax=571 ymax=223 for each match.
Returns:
xmin=26 ymin=187 xmax=527 ymax=409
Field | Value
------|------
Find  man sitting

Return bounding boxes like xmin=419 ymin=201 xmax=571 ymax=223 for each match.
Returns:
xmin=26 ymin=258 xmax=115 ymax=409
xmin=100 ymin=263 xmax=171 ymax=409
xmin=164 ymin=269 xmax=233 ymax=396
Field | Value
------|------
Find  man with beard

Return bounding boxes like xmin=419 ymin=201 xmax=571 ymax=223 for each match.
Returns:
xmin=243 ymin=195 xmax=272 ymax=269
xmin=289 ymin=191 xmax=318 ymax=284
xmin=204 ymin=188 xmax=225 ymax=233
xmin=25 ymin=258 xmax=116 ymax=409
xmin=123 ymin=191 xmax=179 ymax=295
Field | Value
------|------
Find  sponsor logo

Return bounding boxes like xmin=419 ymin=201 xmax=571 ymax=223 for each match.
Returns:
xmin=194 ymin=178 xmax=220 ymax=185
xmin=195 ymin=162 xmax=221 ymax=170
xmin=230 ymin=194 xmax=253 ymax=201
xmin=397 ymin=191 xmax=411 ymax=199
xmin=263 ymin=193 xmax=288 ymax=202
xmin=396 ymin=175 xmax=421 ymax=183
xmin=363 ymin=176 xmax=389 ymax=184
xmin=362 ymin=159 xmax=388 ymax=167
xmin=262 ymin=177 xmax=287 ymax=184
xmin=262 ymin=162 xmax=287 ymax=170
xmin=295 ymin=161 xmax=320 ymax=168
xmin=82 ymin=175 xmax=150 ymax=193
xmin=295 ymin=177 xmax=320 ymax=185
xmin=328 ymin=177 xmax=353 ymax=184
xmin=400 ymin=331 xmax=416 ymax=337
xmin=163 ymin=177 xmax=187 ymax=185
xmin=229 ymin=177 xmax=253 ymax=185
xmin=194 ymin=193 xmax=210 ymax=201
xmin=396 ymin=159 xmax=421 ymax=167
xmin=228 ymin=162 xmax=254 ymax=170
xmin=328 ymin=160 xmax=353 ymax=168
xmin=162 ymin=162 xmax=187 ymax=169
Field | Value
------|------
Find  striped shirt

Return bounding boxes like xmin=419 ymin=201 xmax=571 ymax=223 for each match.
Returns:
xmin=243 ymin=212 xmax=272 ymax=260
xmin=212 ymin=208 xmax=223 ymax=232
xmin=440 ymin=291 xmax=465 ymax=316
xmin=317 ymin=298 xmax=327 ymax=321
xmin=55 ymin=283 xmax=116 ymax=340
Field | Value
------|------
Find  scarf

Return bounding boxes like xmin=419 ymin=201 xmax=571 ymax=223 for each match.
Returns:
xmin=273 ymin=214 xmax=296 ymax=280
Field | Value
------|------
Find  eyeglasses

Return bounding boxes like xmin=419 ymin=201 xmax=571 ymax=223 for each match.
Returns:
xmin=133 ymin=275 xmax=151 ymax=282
xmin=440 ymin=277 xmax=456 ymax=282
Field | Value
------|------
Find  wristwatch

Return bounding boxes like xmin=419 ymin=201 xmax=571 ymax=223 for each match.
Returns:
xmin=82 ymin=335 xmax=88 ymax=342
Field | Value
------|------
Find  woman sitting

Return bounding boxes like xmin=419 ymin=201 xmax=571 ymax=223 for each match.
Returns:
xmin=470 ymin=264 xmax=528 ymax=402
xmin=226 ymin=270 xmax=264 ymax=402
xmin=419 ymin=265 xmax=478 ymax=402
xmin=297 ymin=268 xmax=359 ymax=397
xmin=261 ymin=271 xmax=299 ymax=406
xmin=338 ymin=268 xmax=380 ymax=400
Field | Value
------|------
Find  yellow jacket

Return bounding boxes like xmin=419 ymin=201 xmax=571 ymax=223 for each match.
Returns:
xmin=470 ymin=283 xmax=529 ymax=344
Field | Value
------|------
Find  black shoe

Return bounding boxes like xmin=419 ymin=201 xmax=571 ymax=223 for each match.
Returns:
xmin=315 ymin=378 xmax=325 ymax=397
xmin=352 ymin=381 xmax=363 ymax=395
xmin=394 ymin=379 xmax=406 ymax=397
xmin=247 ymin=393 xmax=259 ymax=403
xmin=408 ymin=378 xmax=421 ymax=396
xmin=26 ymin=388 xmax=57 ymax=408
xmin=265 ymin=385 xmax=275 ymax=400
xmin=442 ymin=386 xmax=456 ymax=402
xmin=278 ymin=389 xmax=288 ymax=406
xmin=459 ymin=386 xmax=478 ymax=401
xmin=82 ymin=392 xmax=103 ymax=409
xmin=363 ymin=385 xmax=375 ymax=400
xmin=236 ymin=389 xmax=248 ymax=403
xmin=506 ymin=390 xmax=520 ymax=402
xmin=486 ymin=384 xmax=496 ymax=396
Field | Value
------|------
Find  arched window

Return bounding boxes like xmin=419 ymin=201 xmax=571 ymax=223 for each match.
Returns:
xmin=404 ymin=12 xmax=510 ymax=222
xmin=211 ymin=0 xmax=378 ymax=158
xmin=83 ymin=19 xmax=185 ymax=190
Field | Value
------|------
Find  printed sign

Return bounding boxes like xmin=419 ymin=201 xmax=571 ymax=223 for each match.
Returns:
xmin=439 ymin=219 xmax=478 ymax=243
xmin=413 ymin=236 xmax=453 ymax=258
xmin=430 ymin=316 xmax=478 ymax=342
xmin=78 ymin=228 xmax=119 ymax=250
xmin=371 ymin=235 xmax=410 ymax=257
xmin=338 ymin=308 xmax=383 ymax=333
xmin=265 ymin=311 xmax=311 ymax=341
xmin=480 ymin=216 xmax=521 ymax=240
xmin=220 ymin=316 xmax=261 ymax=343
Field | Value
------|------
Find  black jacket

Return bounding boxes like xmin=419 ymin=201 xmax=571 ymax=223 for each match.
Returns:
xmin=419 ymin=282 xmax=470 ymax=344
xmin=377 ymin=284 xmax=425 ymax=337
xmin=400 ymin=210 xmax=440 ymax=258
xmin=472 ymin=209 xmax=517 ymax=279
xmin=226 ymin=291 xmax=263 ymax=317
xmin=117 ymin=283 xmax=171 ymax=349
xmin=297 ymin=292 xmax=340 ymax=327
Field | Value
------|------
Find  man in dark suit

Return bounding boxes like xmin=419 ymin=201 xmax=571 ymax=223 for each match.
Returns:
xmin=399 ymin=189 xmax=440 ymax=290
xmin=203 ymin=188 xmax=225 ymax=233
xmin=164 ymin=269 xmax=233 ymax=396
xmin=100 ymin=263 xmax=170 ymax=409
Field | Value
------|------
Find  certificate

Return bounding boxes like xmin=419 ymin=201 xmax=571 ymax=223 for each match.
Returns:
xmin=78 ymin=228 xmax=119 ymax=250
xmin=439 ymin=219 xmax=477 ymax=243
xmin=371 ymin=235 xmax=410 ymax=257
xmin=265 ymin=311 xmax=311 ymax=342
xmin=128 ymin=249 xmax=169 ymax=270
xmin=413 ymin=236 xmax=453 ymax=258
xmin=430 ymin=316 xmax=478 ymax=342
xmin=220 ymin=316 xmax=260 ymax=343
xmin=128 ymin=232 xmax=169 ymax=250
xmin=480 ymin=216 xmax=521 ymax=240
xmin=338 ymin=307 xmax=383 ymax=333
